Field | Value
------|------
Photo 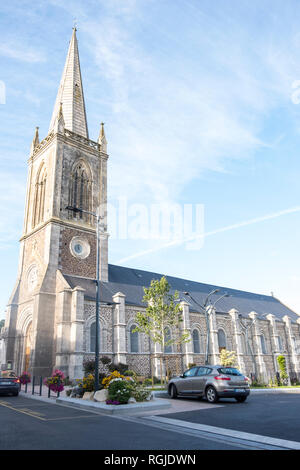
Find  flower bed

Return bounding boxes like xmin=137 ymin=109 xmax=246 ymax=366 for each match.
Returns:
xmin=67 ymin=370 xmax=152 ymax=405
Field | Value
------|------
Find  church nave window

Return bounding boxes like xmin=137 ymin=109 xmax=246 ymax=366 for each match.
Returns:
xmin=130 ymin=325 xmax=139 ymax=353
xmin=90 ymin=321 xmax=100 ymax=353
xmin=192 ymin=328 xmax=201 ymax=354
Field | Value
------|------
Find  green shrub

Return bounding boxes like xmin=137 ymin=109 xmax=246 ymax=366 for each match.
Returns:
xmin=143 ymin=378 xmax=153 ymax=387
xmin=277 ymin=355 xmax=288 ymax=383
xmin=152 ymin=376 xmax=162 ymax=384
xmin=100 ymin=356 xmax=111 ymax=366
xmin=131 ymin=388 xmax=150 ymax=402
xmin=124 ymin=370 xmax=136 ymax=377
xmin=108 ymin=362 xmax=128 ymax=375
xmin=83 ymin=358 xmax=96 ymax=375
xmin=108 ymin=380 xmax=131 ymax=404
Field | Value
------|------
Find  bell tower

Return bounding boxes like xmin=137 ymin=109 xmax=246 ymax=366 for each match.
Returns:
xmin=4 ymin=28 xmax=109 ymax=377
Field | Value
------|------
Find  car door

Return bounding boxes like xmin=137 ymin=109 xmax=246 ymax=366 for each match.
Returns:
xmin=189 ymin=367 xmax=208 ymax=394
xmin=178 ymin=367 xmax=199 ymax=394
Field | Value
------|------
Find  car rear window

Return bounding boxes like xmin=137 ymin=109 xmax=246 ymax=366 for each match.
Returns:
xmin=0 ymin=371 xmax=17 ymax=378
xmin=217 ymin=368 xmax=243 ymax=376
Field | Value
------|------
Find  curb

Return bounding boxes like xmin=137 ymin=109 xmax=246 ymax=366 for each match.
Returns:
xmin=55 ymin=396 xmax=171 ymax=415
xmin=152 ymin=388 xmax=300 ymax=398
xmin=250 ymin=387 xmax=300 ymax=393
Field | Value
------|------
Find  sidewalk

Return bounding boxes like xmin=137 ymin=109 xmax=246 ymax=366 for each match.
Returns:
xmin=19 ymin=383 xmax=69 ymax=400
xmin=19 ymin=383 xmax=300 ymax=419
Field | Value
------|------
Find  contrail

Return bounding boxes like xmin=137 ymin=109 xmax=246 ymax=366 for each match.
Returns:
xmin=116 ymin=205 xmax=300 ymax=264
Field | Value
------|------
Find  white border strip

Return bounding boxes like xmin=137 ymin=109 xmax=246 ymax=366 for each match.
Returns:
xmin=146 ymin=416 xmax=300 ymax=450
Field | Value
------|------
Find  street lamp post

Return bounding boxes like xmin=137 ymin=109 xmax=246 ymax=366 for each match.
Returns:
xmin=183 ymin=290 xmax=229 ymax=365
xmin=237 ymin=314 xmax=257 ymax=379
xmin=237 ymin=312 xmax=269 ymax=381
xmin=66 ymin=205 xmax=104 ymax=393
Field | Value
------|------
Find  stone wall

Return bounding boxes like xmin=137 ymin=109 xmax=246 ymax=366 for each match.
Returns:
xmin=80 ymin=299 xmax=300 ymax=383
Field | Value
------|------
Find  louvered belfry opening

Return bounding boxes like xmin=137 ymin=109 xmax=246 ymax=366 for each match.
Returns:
xmin=68 ymin=161 xmax=92 ymax=224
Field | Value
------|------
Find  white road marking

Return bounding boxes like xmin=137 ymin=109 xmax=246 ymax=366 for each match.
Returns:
xmin=145 ymin=416 xmax=300 ymax=450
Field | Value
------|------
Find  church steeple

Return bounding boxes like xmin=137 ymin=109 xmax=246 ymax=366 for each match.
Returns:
xmin=48 ymin=28 xmax=89 ymax=139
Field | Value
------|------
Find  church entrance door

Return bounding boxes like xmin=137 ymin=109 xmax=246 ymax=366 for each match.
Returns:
xmin=24 ymin=322 xmax=32 ymax=372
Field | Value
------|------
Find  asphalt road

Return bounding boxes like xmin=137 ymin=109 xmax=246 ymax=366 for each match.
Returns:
xmin=0 ymin=395 xmax=245 ymax=450
xmin=1 ymin=393 xmax=299 ymax=451
xmin=159 ymin=392 xmax=300 ymax=443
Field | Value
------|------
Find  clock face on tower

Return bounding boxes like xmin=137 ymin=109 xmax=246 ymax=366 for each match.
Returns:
xmin=69 ymin=236 xmax=90 ymax=260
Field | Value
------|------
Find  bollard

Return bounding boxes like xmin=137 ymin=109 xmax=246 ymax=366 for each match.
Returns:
xmin=39 ymin=376 xmax=43 ymax=396
xmin=25 ymin=382 xmax=27 ymax=393
xmin=32 ymin=376 xmax=35 ymax=395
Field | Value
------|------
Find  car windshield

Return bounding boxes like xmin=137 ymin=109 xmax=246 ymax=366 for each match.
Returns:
xmin=217 ymin=367 xmax=243 ymax=376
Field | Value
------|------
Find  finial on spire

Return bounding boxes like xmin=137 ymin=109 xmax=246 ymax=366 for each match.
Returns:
xmin=58 ymin=101 xmax=63 ymax=119
xmin=98 ymin=122 xmax=107 ymax=153
xmin=30 ymin=126 xmax=40 ymax=155
xmin=53 ymin=101 xmax=65 ymax=134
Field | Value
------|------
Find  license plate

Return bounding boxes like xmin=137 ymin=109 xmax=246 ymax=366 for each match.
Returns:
xmin=1 ymin=382 xmax=12 ymax=385
xmin=235 ymin=388 xmax=245 ymax=392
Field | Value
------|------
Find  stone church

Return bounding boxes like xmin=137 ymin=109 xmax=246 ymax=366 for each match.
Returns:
xmin=2 ymin=30 xmax=300 ymax=382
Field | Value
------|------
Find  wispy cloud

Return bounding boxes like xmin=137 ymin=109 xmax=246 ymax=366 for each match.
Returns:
xmin=77 ymin=1 xmax=300 ymax=206
xmin=0 ymin=43 xmax=45 ymax=63
xmin=116 ymin=206 xmax=300 ymax=264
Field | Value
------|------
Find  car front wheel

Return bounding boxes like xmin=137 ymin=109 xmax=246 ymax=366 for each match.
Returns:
xmin=235 ymin=396 xmax=247 ymax=403
xmin=169 ymin=384 xmax=178 ymax=399
xmin=206 ymin=386 xmax=219 ymax=403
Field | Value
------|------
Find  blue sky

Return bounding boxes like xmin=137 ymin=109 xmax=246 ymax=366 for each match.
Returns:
xmin=1 ymin=0 xmax=300 ymax=319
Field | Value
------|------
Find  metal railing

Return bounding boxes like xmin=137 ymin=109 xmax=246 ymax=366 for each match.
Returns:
xmin=21 ymin=376 xmax=61 ymax=398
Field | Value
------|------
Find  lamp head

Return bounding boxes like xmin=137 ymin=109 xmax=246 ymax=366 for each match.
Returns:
xmin=65 ymin=205 xmax=81 ymax=213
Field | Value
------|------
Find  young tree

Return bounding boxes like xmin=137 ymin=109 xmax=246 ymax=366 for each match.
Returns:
xmin=219 ymin=349 xmax=237 ymax=367
xmin=277 ymin=355 xmax=289 ymax=385
xmin=134 ymin=276 xmax=191 ymax=382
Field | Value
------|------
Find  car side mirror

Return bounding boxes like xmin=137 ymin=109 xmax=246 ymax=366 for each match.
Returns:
xmin=180 ymin=374 xmax=185 ymax=378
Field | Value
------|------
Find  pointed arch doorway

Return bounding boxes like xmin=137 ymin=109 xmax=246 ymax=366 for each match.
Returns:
xmin=24 ymin=322 xmax=33 ymax=372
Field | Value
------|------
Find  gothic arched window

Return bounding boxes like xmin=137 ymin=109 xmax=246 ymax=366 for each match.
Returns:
xmin=192 ymin=329 xmax=201 ymax=353
xmin=130 ymin=325 xmax=139 ymax=353
xmin=68 ymin=161 xmax=92 ymax=223
xmin=90 ymin=322 xmax=100 ymax=353
xmin=241 ymin=332 xmax=248 ymax=355
xmin=32 ymin=165 xmax=47 ymax=227
xmin=260 ymin=334 xmax=267 ymax=354
xmin=218 ymin=328 xmax=227 ymax=353
xmin=164 ymin=327 xmax=172 ymax=353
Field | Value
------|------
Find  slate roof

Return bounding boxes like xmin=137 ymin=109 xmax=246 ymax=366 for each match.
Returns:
xmin=63 ymin=264 xmax=300 ymax=324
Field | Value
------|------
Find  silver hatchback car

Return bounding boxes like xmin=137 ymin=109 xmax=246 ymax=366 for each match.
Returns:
xmin=168 ymin=365 xmax=250 ymax=403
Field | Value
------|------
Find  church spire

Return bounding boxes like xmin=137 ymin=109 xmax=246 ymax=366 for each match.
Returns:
xmin=48 ymin=28 xmax=89 ymax=139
